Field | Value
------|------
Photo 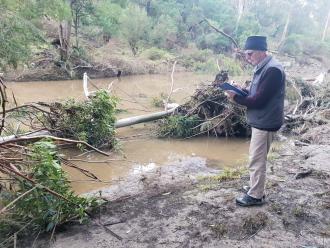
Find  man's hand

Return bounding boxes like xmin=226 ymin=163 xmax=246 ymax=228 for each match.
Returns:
xmin=225 ymin=90 xmax=237 ymax=102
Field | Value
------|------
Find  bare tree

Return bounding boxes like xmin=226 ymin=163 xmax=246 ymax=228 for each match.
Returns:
xmin=279 ymin=11 xmax=291 ymax=49
xmin=58 ymin=20 xmax=72 ymax=61
xmin=322 ymin=8 xmax=330 ymax=41
xmin=235 ymin=0 xmax=246 ymax=34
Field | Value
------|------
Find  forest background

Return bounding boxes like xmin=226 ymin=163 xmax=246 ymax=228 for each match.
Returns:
xmin=1 ymin=0 xmax=330 ymax=79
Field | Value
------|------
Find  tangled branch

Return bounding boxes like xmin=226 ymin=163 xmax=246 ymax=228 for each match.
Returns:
xmin=158 ymin=71 xmax=249 ymax=138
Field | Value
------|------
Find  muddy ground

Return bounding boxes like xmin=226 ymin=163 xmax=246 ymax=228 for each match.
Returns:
xmin=27 ymin=124 xmax=330 ymax=248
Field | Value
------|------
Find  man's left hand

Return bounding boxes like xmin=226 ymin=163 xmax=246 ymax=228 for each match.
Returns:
xmin=225 ymin=90 xmax=236 ymax=102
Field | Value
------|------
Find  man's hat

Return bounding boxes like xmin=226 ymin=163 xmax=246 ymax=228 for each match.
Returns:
xmin=244 ymin=36 xmax=267 ymax=51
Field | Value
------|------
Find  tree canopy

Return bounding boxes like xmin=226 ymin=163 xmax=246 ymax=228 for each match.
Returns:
xmin=1 ymin=0 xmax=330 ymax=70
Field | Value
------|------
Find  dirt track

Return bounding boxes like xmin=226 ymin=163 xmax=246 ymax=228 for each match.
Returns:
xmin=28 ymin=124 xmax=330 ymax=248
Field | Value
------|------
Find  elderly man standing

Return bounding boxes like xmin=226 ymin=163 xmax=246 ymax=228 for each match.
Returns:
xmin=226 ymin=36 xmax=286 ymax=207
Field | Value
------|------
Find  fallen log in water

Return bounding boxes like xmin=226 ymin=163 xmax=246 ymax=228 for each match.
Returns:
xmin=0 ymin=108 xmax=178 ymax=144
xmin=114 ymin=107 xmax=177 ymax=128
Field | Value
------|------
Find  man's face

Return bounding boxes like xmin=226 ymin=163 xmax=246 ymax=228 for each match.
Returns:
xmin=244 ymin=50 xmax=266 ymax=66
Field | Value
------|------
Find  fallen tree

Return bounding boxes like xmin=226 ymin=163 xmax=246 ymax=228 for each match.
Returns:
xmin=0 ymin=80 xmax=122 ymax=247
xmin=0 ymin=139 xmax=98 ymax=247
xmin=1 ymin=90 xmax=118 ymax=148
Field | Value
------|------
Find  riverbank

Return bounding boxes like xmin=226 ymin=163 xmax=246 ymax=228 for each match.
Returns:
xmin=29 ymin=124 xmax=330 ymax=248
xmin=2 ymin=38 xmax=208 ymax=82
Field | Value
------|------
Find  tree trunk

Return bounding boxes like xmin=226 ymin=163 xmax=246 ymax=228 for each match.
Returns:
xmin=75 ymin=12 xmax=79 ymax=48
xmin=278 ymin=11 xmax=290 ymax=49
xmin=58 ymin=20 xmax=71 ymax=61
xmin=235 ymin=0 xmax=245 ymax=34
xmin=0 ymin=109 xmax=178 ymax=143
xmin=146 ymin=0 xmax=152 ymax=16
xmin=322 ymin=8 xmax=330 ymax=41
xmin=114 ymin=108 xmax=177 ymax=128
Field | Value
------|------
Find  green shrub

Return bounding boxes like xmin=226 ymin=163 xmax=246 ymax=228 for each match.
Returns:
xmin=178 ymin=49 xmax=216 ymax=72
xmin=178 ymin=46 xmax=214 ymax=69
xmin=157 ymin=115 xmax=202 ymax=138
xmin=196 ymin=33 xmax=231 ymax=53
xmin=189 ymin=49 xmax=214 ymax=63
xmin=280 ymin=34 xmax=304 ymax=56
xmin=151 ymin=92 xmax=168 ymax=107
xmin=193 ymin=58 xmax=218 ymax=73
xmin=280 ymin=34 xmax=330 ymax=57
xmin=202 ymin=167 xmax=247 ymax=183
xmin=151 ymin=97 xmax=163 ymax=107
xmin=178 ymin=49 xmax=242 ymax=75
xmin=141 ymin=47 xmax=174 ymax=61
xmin=48 ymin=90 xmax=118 ymax=147
xmin=0 ymin=140 xmax=96 ymax=245
xmin=218 ymin=54 xmax=243 ymax=76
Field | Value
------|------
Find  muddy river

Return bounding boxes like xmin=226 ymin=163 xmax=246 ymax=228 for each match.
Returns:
xmin=7 ymin=73 xmax=249 ymax=193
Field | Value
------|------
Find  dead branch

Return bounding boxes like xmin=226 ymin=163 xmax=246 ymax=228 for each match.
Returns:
xmin=0 ymin=77 xmax=7 ymax=135
xmin=188 ymin=19 xmax=239 ymax=49
xmin=0 ymin=135 xmax=111 ymax=156
xmin=165 ymin=60 xmax=177 ymax=111
xmin=0 ymin=164 xmax=75 ymax=205
xmin=95 ymin=221 xmax=123 ymax=241
xmin=0 ymin=185 xmax=38 ymax=214
xmin=202 ymin=19 xmax=239 ymax=48
xmin=1 ymin=104 xmax=51 ymax=115
xmin=67 ymin=158 xmax=128 ymax=163
xmin=0 ymin=218 xmax=35 ymax=247
xmin=158 ymin=71 xmax=248 ymax=138
xmin=60 ymin=158 xmax=101 ymax=181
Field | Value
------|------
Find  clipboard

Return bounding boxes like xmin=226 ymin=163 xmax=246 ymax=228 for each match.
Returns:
xmin=218 ymin=82 xmax=248 ymax=97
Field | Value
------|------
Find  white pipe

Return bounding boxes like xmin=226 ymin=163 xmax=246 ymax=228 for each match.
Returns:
xmin=83 ymin=72 xmax=89 ymax=99
xmin=115 ymin=107 xmax=177 ymax=128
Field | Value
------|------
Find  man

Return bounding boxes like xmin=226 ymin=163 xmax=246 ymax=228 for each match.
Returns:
xmin=226 ymin=36 xmax=286 ymax=207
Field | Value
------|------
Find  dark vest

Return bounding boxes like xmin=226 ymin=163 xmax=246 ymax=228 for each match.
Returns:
xmin=247 ymin=56 xmax=285 ymax=130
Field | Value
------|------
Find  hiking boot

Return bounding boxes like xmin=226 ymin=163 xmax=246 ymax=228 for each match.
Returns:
xmin=236 ymin=194 xmax=265 ymax=207
xmin=242 ymin=186 xmax=266 ymax=199
xmin=243 ymin=185 xmax=250 ymax=193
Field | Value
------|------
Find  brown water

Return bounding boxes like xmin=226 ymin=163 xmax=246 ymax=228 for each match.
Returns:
xmin=7 ymin=73 xmax=249 ymax=193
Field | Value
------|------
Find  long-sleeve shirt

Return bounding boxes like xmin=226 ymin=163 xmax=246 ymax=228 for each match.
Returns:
xmin=233 ymin=67 xmax=283 ymax=109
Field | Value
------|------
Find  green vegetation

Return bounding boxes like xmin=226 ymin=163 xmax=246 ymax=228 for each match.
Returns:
xmin=198 ymin=167 xmax=247 ymax=191
xmin=151 ymin=92 xmax=167 ymax=108
xmin=0 ymin=140 xmax=96 ymax=246
xmin=267 ymin=142 xmax=283 ymax=162
xmin=157 ymin=115 xmax=202 ymax=138
xmin=206 ymin=167 xmax=247 ymax=183
xmin=46 ymin=90 xmax=118 ymax=147
xmin=0 ymin=0 xmax=70 ymax=70
xmin=1 ymin=0 xmax=330 ymax=73
xmin=218 ymin=55 xmax=243 ymax=76
xmin=119 ymin=4 xmax=151 ymax=55
xmin=142 ymin=48 xmax=174 ymax=61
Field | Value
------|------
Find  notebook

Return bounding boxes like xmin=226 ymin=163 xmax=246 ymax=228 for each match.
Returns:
xmin=218 ymin=82 xmax=248 ymax=97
